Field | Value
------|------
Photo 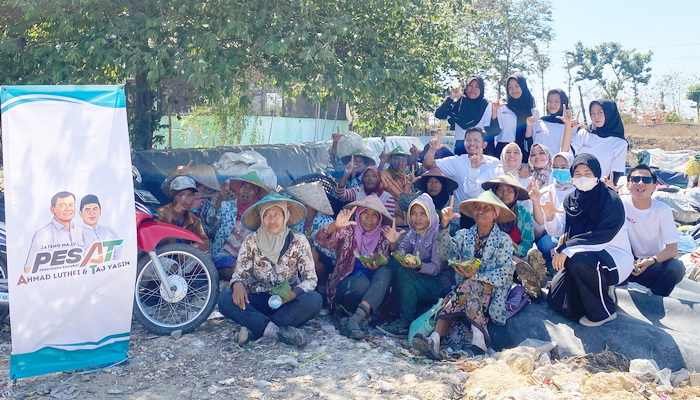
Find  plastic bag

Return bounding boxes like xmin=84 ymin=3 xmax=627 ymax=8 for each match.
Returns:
xmin=213 ymin=150 xmax=278 ymax=190
xmin=408 ymin=298 xmax=443 ymax=344
xmin=335 ymin=132 xmax=366 ymax=160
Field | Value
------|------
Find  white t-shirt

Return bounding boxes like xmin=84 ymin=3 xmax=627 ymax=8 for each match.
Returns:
xmin=570 ymin=129 xmax=628 ymax=178
xmin=533 ymin=120 xmax=566 ymax=154
xmin=454 ymin=104 xmax=493 ymax=141
xmin=435 ymin=154 xmax=500 ymax=203
xmin=496 ymin=106 xmax=539 ymax=144
xmin=622 ymin=196 xmax=680 ymax=258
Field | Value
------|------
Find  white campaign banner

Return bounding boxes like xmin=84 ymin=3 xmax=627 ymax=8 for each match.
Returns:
xmin=0 ymin=85 xmax=137 ymax=379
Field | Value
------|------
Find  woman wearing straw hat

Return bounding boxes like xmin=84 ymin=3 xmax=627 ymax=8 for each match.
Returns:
xmin=156 ymin=176 xmax=210 ymax=252
xmin=212 ymin=171 xmax=271 ymax=280
xmin=218 ymin=193 xmax=322 ymax=347
xmin=482 ymin=175 xmax=535 ymax=260
xmin=285 ymin=181 xmax=337 ymax=293
xmin=413 ymin=190 xmax=515 ymax=359
xmin=414 ymin=167 xmax=458 ymax=211
xmin=316 ymin=194 xmax=401 ymax=340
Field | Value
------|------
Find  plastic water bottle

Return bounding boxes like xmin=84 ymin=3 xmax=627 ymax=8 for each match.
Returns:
xmin=268 ymin=295 xmax=283 ymax=309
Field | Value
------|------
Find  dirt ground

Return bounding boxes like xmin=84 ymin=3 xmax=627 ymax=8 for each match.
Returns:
xmin=627 ymin=123 xmax=700 ymax=151
xmin=1 ymin=311 xmax=698 ymax=400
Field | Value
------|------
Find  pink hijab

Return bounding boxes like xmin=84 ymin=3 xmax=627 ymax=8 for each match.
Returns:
xmin=352 ymin=207 xmax=383 ymax=257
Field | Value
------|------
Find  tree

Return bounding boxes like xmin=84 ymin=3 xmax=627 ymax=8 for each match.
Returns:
xmin=531 ymin=44 xmax=551 ymax=111
xmin=688 ymin=84 xmax=700 ymax=122
xmin=568 ymin=42 xmax=652 ymax=105
xmin=466 ymin=0 xmax=553 ymax=98
xmin=0 ymin=0 xmax=468 ymax=145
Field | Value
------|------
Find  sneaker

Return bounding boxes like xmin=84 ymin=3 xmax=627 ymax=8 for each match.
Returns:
xmin=579 ymin=312 xmax=618 ymax=327
xmin=412 ymin=334 xmax=442 ymax=360
xmin=277 ymin=326 xmax=307 ymax=348
xmin=339 ymin=317 xmax=367 ymax=340
xmin=377 ymin=319 xmax=410 ymax=337
xmin=235 ymin=326 xmax=250 ymax=345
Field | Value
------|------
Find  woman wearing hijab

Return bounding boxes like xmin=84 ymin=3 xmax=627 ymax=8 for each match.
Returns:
xmin=490 ymin=73 xmax=537 ymax=159
xmin=533 ymin=89 xmax=570 ymax=154
xmin=316 ymin=195 xmax=400 ymax=340
xmin=482 ymin=175 xmax=534 ymax=260
xmin=337 ymin=165 xmax=397 ymax=217
xmin=380 ymin=194 xmax=455 ymax=335
xmin=435 ymin=77 xmax=494 ymax=156
xmin=219 ymin=193 xmax=322 ymax=347
xmin=529 ymin=152 xmax=576 ymax=274
xmin=561 ymin=99 xmax=628 ymax=185
xmin=495 ymin=142 xmax=530 ymax=188
xmin=414 ymin=167 xmax=458 ymax=210
xmin=528 ymin=143 xmax=553 ymax=188
xmin=546 ymin=154 xmax=633 ymax=327
xmin=413 ymin=190 xmax=515 ymax=359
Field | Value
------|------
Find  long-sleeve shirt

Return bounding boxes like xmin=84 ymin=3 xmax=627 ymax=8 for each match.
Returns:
xmin=397 ymin=231 xmax=443 ymax=276
xmin=436 ymin=225 xmax=514 ymax=325
xmin=336 ymin=186 xmax=397 ymax=217
xmin=230 ymin=231 xmax=318 ymax=294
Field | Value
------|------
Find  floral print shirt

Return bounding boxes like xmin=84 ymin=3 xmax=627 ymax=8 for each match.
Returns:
xmin=437 ymin=225 xmax=514 ymax=325
xmin=230 ymin=232 xmax=318 ymax=294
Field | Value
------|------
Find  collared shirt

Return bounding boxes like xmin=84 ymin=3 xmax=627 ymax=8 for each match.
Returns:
xmin=82 ymin=224 xmax=122 ymax=260
xmin=24 ymin=219 xmax=84 ymax=273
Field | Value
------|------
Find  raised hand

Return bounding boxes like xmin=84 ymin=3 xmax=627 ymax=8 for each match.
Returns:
xmin=429 ymin=132 xmax=442 ymax=150
xmin=541 ymin=192 xmax=559 ymax=222
xmin=526 ymin=116 xmax=536 ymax=127
xmin=344 ymin=155 xmax=356 ymax=176
xmin=491 ymin=99 xmax=502 ymax=116
xmin=335 ymin=206 xmax=357 ymax=229
xmin=410 ymin=144 xmax=419 ymax=157
xmin=527 ymin=180 xmax=542 ymax=203
xmin=383 ymin=218 xmax=402 ymax=244
xmin=440 ymin=195 xmax=460 ymax=228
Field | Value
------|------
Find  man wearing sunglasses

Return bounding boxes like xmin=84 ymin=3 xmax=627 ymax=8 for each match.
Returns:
xmin=622 ymin=165 xmax=685 ymax=296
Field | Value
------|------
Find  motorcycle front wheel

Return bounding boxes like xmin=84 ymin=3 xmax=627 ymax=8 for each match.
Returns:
xmin=133 ymin=243 xmax=219 ymax=335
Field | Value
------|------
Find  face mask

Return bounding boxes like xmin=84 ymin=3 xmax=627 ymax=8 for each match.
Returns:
xmin=552 ymin=168 xmax=572 ymax=184
xmin=572 ymin=176 xmax=598 ymax=192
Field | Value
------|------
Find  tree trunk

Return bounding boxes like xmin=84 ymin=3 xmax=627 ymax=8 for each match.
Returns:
xmin=128 ymin=71 xmax=155 ymax=150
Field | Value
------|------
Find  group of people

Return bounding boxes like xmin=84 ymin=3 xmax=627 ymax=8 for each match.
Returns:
xmin=150 ymin=74 xmax=685 ymax=358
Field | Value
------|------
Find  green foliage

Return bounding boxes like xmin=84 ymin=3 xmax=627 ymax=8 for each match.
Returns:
xmin=568 ymin=42 xmax=653 ymax=104
xmin=664 ymin=111 xmax=682 ymax=123
xmin=688 ymin=84 xmax=700 ymax=121
xmin=466 ymin=0 xmax=553 ymax=97
xmin=0 ymin=0 xmax=470 ymax=145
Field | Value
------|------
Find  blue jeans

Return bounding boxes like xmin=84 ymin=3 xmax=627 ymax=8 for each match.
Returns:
xmin=536 ymin=234 xmax=557 ymax=276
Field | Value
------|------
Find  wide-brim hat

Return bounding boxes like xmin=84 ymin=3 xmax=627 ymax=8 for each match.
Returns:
xmin=340 ymin=149 xmax=377 ymax=166
xmin=481 ymin=175 xmax=529 ymax=201
xmin=285 ymin=182 xmax=334 ymax=216
xmin=415 ymin=167 xmax=458 ymax=195
xmin=242 ymin=193 xmax=307 ymax=230
xmin=345 ymin=194 xmax=393 ymax=226
xmin=229 ymin=171 xmax=272 ymax=195
xmin=176 ymin=164 xmax=221 ymax=192
xmin=459 ymin=190 xmax=516 ymax=224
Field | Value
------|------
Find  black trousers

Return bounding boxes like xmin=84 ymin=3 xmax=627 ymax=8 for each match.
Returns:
xmin=628 ymin=258 xmax=685 ymax=297
xmin=547 ymin=251 xmax=620 ymax=322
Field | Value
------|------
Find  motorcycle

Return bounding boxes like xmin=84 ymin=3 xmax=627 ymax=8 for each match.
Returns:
xmin=0 ymin=167 xmax=220 ymax=335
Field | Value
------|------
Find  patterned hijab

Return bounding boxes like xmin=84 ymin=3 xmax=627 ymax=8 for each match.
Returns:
xmin=529 ymin=143 xmax=552 ymax=187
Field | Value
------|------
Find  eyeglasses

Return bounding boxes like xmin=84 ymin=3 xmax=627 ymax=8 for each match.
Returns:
xmin=629 ymin=176 xmax=655 ymax=184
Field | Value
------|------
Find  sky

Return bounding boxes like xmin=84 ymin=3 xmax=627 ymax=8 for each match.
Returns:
xmin=538 ymin=0 xmax=700 ymax=117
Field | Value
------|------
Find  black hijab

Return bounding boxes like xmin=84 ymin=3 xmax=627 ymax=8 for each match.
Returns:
xmin=562 ymin=153 xmax=619 ymax=240
xmin=541 ymin=89 xmax=570 ymax=125
xmin=454 ymin=76 xmax=489 ymax=130
xmin=589 ymin=99 xmax=625 ymax=139
xmin=505 ymin=74 xmax=536 ymax=158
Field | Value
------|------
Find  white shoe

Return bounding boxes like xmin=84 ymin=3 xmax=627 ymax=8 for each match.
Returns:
xmin=579 ymin=312 xmax=617 ymax=327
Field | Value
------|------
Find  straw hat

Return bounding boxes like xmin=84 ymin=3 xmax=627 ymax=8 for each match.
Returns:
xmin=415 ymin=167 xmax=458 ymax=195
xmin=176 ymin=164 xmax=221 ymax=192
xmin=242 ymin=193 xmax=307 ymax=231
xmin=229 ymin=171 xmax=272 ymax=195
xmin=459 ymin=190 xmax=516 ymax=224
xmin=285 ymin=182 xmax=334 ymax=216
xmin=481 ymin=175 xmax=529 ymax=201
xmin=345 ymin=194 xmax=393 ymax=226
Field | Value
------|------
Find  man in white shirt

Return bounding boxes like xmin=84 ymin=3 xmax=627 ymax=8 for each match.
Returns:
xmin=622 ymin=165 xmax=685 ymax=296
xmin=80 ymin=194 xmax=120 ymax=247
xmin=423 ymin=127 xmax=500 ymax=228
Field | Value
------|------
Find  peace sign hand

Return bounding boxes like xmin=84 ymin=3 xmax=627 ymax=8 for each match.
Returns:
xmin=383 ymin=219 xmax=402 ymax=244
xmin=527 ymin=180 xmax=542 ymax=203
